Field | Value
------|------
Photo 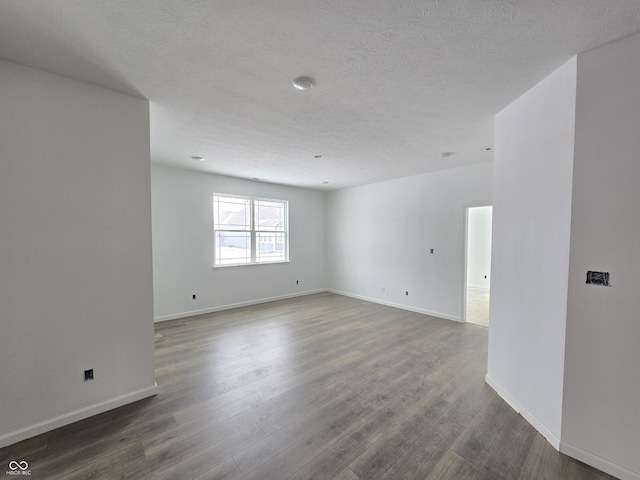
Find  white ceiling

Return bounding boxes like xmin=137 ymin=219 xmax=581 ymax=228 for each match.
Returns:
xmin=1 ymin=1 xmax=639 ymax=190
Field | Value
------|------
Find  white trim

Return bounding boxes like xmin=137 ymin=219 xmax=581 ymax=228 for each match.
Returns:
xmin=0 ymin=384 xmax=158 ymax=449
xmin=327 ymin=289 xmax=460 ymax=322
xmin=560 ymin=441 xmax=640 ymax=480
xmin=155 ymin=288 xmax=461 ymax=324
xmin=462 ymin=203 xmax=493 ymax=324
xmin=485 ymin=374 xmax=639 ymax=479
xmin=154 ymin=289 xmax=326 ymax=322
xmin=212 ymin=259 xmax=289 ymax=269
xmin=461 ymin=205 xmax=471 ymax=322
xmin=485 ymin=374 xmax=561 ymax=450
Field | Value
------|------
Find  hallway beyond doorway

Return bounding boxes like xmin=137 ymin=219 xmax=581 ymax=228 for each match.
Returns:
xmin=466 ymin=287 xmax=490 ymax=327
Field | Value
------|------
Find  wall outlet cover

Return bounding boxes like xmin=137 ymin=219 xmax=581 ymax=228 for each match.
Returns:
xmin=586 ymin=271 xmax=610 ymax=287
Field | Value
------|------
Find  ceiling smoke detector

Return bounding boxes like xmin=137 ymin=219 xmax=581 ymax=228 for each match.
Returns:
xmin=293 ymin=76 xmax=315 ymax=91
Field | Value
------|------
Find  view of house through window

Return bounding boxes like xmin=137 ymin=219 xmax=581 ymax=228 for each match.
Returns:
xmin=213 ymin=194 xmax=288 ymax=266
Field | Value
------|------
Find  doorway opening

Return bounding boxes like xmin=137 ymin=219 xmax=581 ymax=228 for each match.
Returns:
xmin=464 ymin=205 xmax=492 ymax=327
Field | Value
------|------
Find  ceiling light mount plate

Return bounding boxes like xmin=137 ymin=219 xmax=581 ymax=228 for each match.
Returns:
xmin=293 ymin=76 xmax=315 ymax=91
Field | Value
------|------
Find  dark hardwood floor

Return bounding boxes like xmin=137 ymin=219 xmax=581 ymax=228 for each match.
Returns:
xmin=0 ymin=292 xmax=615 ymax=479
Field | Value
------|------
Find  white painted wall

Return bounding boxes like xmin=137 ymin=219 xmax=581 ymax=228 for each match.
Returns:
xmin=325 ymin=163 xmax=492 ymax=321
xmin=487 ymin=57 xmax=577 ymax=447
xmin=151 ymin=166 xmax=326 ymax=321
xmin=0 ymin=61 xmax=156 ymax=447
xmin=560 ymin=33 xmax=640 ymax=479
xmin=466 ymin=206 xmax=492 ymax=290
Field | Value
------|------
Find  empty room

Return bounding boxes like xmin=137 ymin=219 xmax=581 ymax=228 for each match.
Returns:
xmin=1 ymin=2 xmax=639 ymax=479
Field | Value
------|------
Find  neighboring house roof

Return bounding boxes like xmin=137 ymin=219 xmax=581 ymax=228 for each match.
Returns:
xmin=216 ymin=207 xmax=284 ymax=230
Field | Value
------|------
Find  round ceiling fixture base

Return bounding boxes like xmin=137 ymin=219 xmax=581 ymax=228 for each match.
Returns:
xmin=293 ymin=76 xmax=315 ymax=91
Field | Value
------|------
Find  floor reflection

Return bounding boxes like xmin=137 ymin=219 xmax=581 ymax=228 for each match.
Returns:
xmin=466 ymin=287 xmax=490 ymax=327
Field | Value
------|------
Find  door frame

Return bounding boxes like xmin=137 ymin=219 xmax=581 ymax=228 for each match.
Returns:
xmin=461 ymin=203 xmax=492 ymax=323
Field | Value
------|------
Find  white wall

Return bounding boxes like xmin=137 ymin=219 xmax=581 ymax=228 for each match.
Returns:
xmin=487 ymin=57 xmax=577 ymax=447
xmin=0 ymin=61 xmax=157 ymax=447
xmin=151 ymin=165 xmax=326 ymax=321
xmin=466 ymin=206 xmax=492 ymax=290
xmin=561 ymin=33 xmax=640 ymax=479
xmin=325 ymin=163 xmax=492 ymax=321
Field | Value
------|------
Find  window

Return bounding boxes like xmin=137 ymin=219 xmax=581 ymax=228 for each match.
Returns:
xmin=213 ymin=194 xmax=288 ymax=266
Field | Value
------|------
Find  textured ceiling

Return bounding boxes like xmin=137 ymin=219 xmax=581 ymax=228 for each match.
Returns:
xmin=1 ymin=1 xmax=640 ymax=190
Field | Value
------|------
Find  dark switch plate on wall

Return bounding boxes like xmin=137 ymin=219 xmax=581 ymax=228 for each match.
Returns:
xmin=586 ymin=271 xmax=610 ymax=287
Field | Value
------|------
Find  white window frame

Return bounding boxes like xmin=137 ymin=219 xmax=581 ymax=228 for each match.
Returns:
xmin=213 ymin=193 xmax=289 ymax=267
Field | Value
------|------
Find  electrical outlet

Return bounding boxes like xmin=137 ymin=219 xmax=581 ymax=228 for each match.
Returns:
xmin=405 ymin=291 xmax=409 ymax=296
xmin=84 ymin=369 xmax=94 ymax=382
xmin=430 ymin=248 xmax=434 ymax=254
xmin=586 ymin=271 xmax=610 ymax=287
xmin=192 ymin=294 xmax=196 ymax=300
xmin=296 ymin=280 xmax=299 ymax=285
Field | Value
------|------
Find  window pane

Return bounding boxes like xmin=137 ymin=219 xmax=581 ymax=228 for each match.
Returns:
xmin=255 ymin=200 xmax=285 ymax=232
xmin=215 ymin=231 xmax=251 ymax=265
xmin=213 ymin=194 xmax=288 ymax=267
xmin=214 ymin=196 xmax=250 ymax=231
xmin=256 ymin=232 xmax=286 ymax=263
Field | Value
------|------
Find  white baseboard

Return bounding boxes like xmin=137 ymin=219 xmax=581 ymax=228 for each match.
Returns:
xmin=156 ymin=288 xmax=459 ymax=324
xmin=0 ymin=384 xmax=158 ymax=449
xmin=560 ymin=441 xmax=640 ymax=480
xmin=484 ymin=374 xmax=561 ymax=450
xmin=154 ymin=289 xmax=327 ymax=322
xmin=327 ymin=289 xmax=460 ymax=322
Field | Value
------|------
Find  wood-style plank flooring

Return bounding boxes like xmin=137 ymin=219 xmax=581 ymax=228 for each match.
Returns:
xmin=0 ymin=292 xmax=615 ymax=479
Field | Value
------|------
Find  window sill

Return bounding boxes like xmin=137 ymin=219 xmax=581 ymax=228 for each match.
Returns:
xmin=212 ymin=260 xmax=290 ymax=269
